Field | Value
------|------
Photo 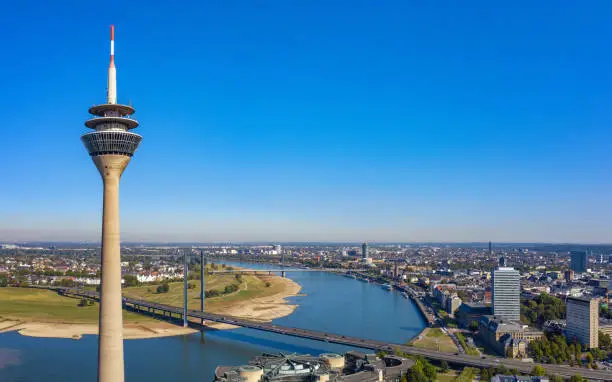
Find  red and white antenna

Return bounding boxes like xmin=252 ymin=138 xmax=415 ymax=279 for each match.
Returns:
xmin=107 ymin=25 xmax=117 ymax=104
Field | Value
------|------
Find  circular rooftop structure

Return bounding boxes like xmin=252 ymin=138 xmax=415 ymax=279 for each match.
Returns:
xmin=321 ymin=353 xmax=344 ymax=369
xmin=88 ymin=104 xmax=135 ymax=117
xmin=85 ymin=116 xmax=139 ymax=130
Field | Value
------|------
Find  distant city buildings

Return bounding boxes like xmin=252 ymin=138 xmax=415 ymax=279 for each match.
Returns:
xmin=492 ymin=267 xmax=521 ymax=322
xmin=570 ymin=251 xmax=588 ymax=273
xmin=565 ymin=296 xmax=598 ymax=348
xmin=564 ymin=269 xmax=574 ymax=282
xmin=272 ymin=244 xmax=282 ymax=255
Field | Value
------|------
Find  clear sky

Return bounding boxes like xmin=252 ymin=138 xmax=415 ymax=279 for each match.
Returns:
xmin=2 ymin=1 xmax=612 ymax=243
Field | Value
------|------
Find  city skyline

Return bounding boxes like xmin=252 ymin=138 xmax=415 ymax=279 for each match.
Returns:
xmin=4 ymin=2 xmax=612 ymax=242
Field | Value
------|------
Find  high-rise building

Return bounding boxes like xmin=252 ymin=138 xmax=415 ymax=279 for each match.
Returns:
xmin=564 ymin=269 xmax=575 ymax=282
xmin=565 ymin=296 xmax=598 ymax=348
xmin=570 ymin=251 xmax=588 ymax=273
xmin=499 ymin=256 xmax=506 ymax=267
xmin=362 ymin=242 xmax=368 ymax=261
xmin=492 ymin=267 xmax=520 ymax=321
xmin=81 ymin=26 xmax=142 ymax=382
xmin=446 ymin=295 xmax=462 ymax=317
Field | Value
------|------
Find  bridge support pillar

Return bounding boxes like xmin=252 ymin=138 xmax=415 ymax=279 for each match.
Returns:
xmin=200 ymin=249 xmax=205 ymax=327
xmin=281 ymin=271 xmax=286 ymax=278
xmin=183 ymin=249 xmax=188 ymax=328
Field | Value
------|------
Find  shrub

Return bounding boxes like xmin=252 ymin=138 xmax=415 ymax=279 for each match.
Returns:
xmin=156 ymin=283 xmax=170 ymax=293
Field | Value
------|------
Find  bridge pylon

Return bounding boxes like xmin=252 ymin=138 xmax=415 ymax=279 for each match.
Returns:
xmin=200 ymin=249 xmax=205 ymax=326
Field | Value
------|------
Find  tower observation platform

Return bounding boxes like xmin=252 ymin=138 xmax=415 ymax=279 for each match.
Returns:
xmin=82 ymin=103 xmax=141 ymax=157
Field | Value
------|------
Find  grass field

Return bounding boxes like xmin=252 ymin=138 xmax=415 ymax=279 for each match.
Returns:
xmin=0 ymin=274 xmax=291 ymax=324
xmin=435 ymin=371 xmax=459 ymax=382
xmin=411 ymin=328 xmax=458 ymax=353
xmin=0 ymin=288 xmax=155 ymax=324
xmin=122 ymin=274 xmax=286 ymax=312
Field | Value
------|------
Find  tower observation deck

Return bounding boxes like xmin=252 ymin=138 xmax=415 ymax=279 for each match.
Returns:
xmin=82 ymin=91 xmax=141 ymax=157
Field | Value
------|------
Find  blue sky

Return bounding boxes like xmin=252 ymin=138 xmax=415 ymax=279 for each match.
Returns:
xmin=2 ymin=1 xmax=612 ymax=243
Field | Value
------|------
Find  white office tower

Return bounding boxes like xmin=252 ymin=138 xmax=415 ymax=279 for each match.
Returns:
xmin=492 ymin=267 xmax=521 ymax=321
xmin=566 ymin=296 xmax=598 ymax=348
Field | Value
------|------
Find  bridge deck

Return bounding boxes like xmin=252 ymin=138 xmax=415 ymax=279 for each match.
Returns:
xmin=210 ymin=269 xmax=369 ymax=274
xmin=54 ymin=288 xmax=612 ymax=381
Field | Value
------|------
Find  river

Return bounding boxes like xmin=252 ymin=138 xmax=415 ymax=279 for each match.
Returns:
xmin=0 ymin=260 xmax=426 ymax=381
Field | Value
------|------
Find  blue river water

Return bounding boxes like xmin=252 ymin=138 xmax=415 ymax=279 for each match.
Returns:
xmin=0 ymin=260 xmax=425 ymax=381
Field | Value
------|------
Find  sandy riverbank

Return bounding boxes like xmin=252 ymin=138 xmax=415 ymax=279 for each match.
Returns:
xmin=206 ymin=276 xmax=302 ymax=330
xmin=0 ymin=319 xmax=197 ymax=339
xmin=0 ymin=275 xmax=302 ymax=339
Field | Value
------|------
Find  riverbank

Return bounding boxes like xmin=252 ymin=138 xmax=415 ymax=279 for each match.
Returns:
xmin=0 ymin=319 xmax=196 ymax=340
xmin=0 ymin=274 xmax=301 ymax=339
xmin=205 ymin=276 xmax=301 ymax=330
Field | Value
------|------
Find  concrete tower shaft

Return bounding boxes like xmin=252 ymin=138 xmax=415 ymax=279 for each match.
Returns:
xmin=81 ymin=25 xmax=141 ymax=382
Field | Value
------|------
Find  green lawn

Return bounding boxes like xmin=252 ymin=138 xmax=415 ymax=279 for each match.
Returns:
xmin=412 ymin=328 xmax=458 ymax=353
xmin=122 ymin=274 xmax=287 ymax=313
xmin=0 ymin=273 xmax=291 ymax=324
xmin=0 ymin=287 xmax=154 ymax=323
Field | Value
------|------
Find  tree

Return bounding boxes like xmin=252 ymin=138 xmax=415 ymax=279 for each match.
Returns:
xmin=400 ymin=375 xmax=407 ymax=382
xmin=406 ymin=365 xmax=427 ymax=382
xmin=156 ymin=283 xmax=169 ymax=293
xmin=123 ymin=274 xmax=139 ymax=287
xmin=599 ymin=331 xmax=612 ymax=351
xmin=439 ymin=360 xmax=449 ymax=372
xmin=422 ymin=362 xmax=436 ymax=381
xmin=0 ymin=273 xmax=8 ymax=287
xmin=585 ymin=352 xmax=594 ymax=366
xmin=531 ymin=365 xmax=546 ymax=376
xmin=468 ymin=321 xmax=478 ymax=332
xmin=454 ymin=367 xmax=477 ymax=382
xmin=480 ymin=369 xmax=489 ymax=382
xmin=78 ymin=298 xmax=93 ymax=307
xmin=57 ymin=278 xmax=75 ymax=287
xmin=224 ymin=284 xmax=238 ymax=294
xmin=569 ymin=375 xmax=584 ymax=382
